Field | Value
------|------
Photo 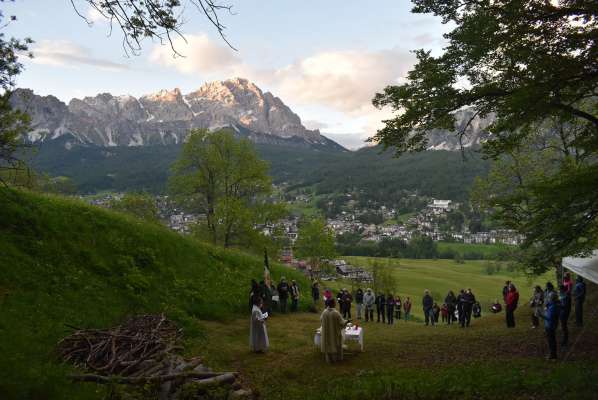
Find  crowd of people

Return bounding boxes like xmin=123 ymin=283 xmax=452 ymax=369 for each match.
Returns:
xmin=249 ymin=272 xmax=589 ymax=362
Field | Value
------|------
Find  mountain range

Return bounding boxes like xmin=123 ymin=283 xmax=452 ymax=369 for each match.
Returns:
xmin=11 ymin=77 xmax=491 ymax=152
xmin=11 ymin=78 xmax=345 ymax=151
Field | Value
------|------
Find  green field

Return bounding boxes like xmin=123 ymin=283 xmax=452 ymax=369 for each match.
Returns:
xmin=194 ymin=297 xmax=598 ymax=400
xmin=1 ymin=189 xmax=597 ymax=400
xmin=342 ymin=257 xmax=551 ymax=318
xmin=0 ymin=189 xmax=310 ymax=399
xmin=436 ymin=241 xmax=513 ymax=259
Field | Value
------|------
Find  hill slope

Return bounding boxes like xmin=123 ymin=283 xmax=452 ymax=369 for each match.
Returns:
xmin=0 ymin=189 xmax=307 ymax=399
xmin=29 ymin=137 xmax=489 ymax=200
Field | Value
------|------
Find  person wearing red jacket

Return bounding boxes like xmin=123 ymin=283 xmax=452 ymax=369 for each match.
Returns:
xmin=562 ymin=272 xmax=573 ymax=294
xmin=505 ymin=283 xmax=520 ymax=328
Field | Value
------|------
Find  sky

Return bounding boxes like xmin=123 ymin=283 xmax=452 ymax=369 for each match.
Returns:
xmin=4 ymin=0 xmax=451 ymax=149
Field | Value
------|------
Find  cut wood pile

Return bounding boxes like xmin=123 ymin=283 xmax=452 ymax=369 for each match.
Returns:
xmin=57 ymin=314 xmax=253 ymax=399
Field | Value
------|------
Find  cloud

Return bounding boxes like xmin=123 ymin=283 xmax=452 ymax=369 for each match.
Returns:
xmin=303 ymin=120 xmax=329 ymax=130
xmin=148 ymin=35 xmax=414 ymax=138
xmin=150 ymin=34 xmax=241 ymax=75
xmin=87 ymin=7 xmax=107 ymax=24
xmin=267 ymin=49 xmax=415 ymax=114
xmin=30 ymin=40 xmax=128 ymax=71
xmin=323 ymin=132 xmax=369 ymax=150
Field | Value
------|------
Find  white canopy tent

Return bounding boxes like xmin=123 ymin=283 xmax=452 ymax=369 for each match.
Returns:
xmin=562 ymin=250 xmax=598 ymax=284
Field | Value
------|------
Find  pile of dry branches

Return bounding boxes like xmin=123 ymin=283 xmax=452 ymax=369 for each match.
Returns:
xmin=58 ymin=314 xmax=252 ymax=399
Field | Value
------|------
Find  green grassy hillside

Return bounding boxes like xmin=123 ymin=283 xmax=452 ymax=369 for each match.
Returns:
xmin=0 ymin=189 xmax=308 ymax=399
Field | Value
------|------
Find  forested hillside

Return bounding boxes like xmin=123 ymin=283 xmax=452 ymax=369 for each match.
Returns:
xmin=30 ymin=137 xmax=489 ymax=200
xmin=0 ymin=189 xmax=308 ymax=399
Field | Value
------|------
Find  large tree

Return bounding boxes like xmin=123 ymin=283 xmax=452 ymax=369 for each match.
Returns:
xmin=169 ymin=128 xmax=281 ymax=248
xmin=0 ymin=4 xmax=33 ymax=187
xmin=372 ymin=0 xmax=598 ymax=274
xmin=294 ymin=218 xmax=336 ymax=274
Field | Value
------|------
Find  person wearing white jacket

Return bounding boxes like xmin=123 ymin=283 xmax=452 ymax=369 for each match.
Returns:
xmin=363 ymin=288 xmax=375 ymax=322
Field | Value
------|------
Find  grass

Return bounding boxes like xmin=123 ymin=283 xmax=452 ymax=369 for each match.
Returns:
xmin=436 ymin=241 xmax=513 ymax=259
xmin=2 ymin=188 xmax=597 ymax=400
xmin=192 ymin=296 xmax=598 ymax=400
xmin=343 ymin=257 xmax=552 ymax=318
xmin=0 ymin=188 xmax=309 ymax=400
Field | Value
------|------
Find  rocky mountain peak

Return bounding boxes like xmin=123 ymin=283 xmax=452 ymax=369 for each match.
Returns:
xmin=11 ymin=79 xmax=339 ymax=149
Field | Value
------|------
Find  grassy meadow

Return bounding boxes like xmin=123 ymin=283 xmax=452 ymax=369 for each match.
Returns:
xmin=0 ymin=189 xmax=310 ymax=399
xmin=1 ymin=188 xmax=596 ymax=400
xmin=193 ymin=297 xmax=598 ymax=400
xmin=335 ymin=257 xmax=552 ymax=319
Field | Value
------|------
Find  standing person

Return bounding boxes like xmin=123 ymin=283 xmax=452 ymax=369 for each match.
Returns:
xmin=336 ymin=290 xmax=344 ymax=313
xmin=562 ymin=272 xmax=573 ymax=294
xmin=530 ymin=286 xmax=544 ymax=329
xmin=545 ymin=282 xmax=557 ymax=303
xmin=559 ymin=284 xmax=572 ymax=347
xmin=277 ymin=278 xmax=289 ymax=313
xmin=271 ymin=281 xmax=279 ymax=312
xmin=290 ymin=280 xmax=300 ymax=312
xmin=355 ymin=288 xmax=364 ymax=320
xmin=541 ymin=292 xmax=561 ymax=360
xmin=395 ymin=295 xmax=402 ymax=320
xmin=250 ymin=296 xmax=269 ymax=353
xmin=445 ymin=290 xmax=457 ymax=325
xmin=573 ymin=276 xmax=586 ymax=327
xmin=311 ymin=281 xmax=320 ymax=305
xmin=461 ymin=289 xmax=476 ymax=328
xmin=386 ymin=294 xmax=395 ymax=325
xmin=505 ymin=283 xmax=519 ymax=328
xmin=423 ymin=290 xmax=434 ymax=326
xmin=320 ymin=298 xmax=348 ymax=363
xmin=342 ymin=289 xmax=353 ymax=319
xmin=441 ymin=303 xmax=449 ymax=324
xmin=403 ymin=297 xmax=412 ymax=321
xmin=323 ymin=288 xmax=333 ymax=303
xmin=259 ymin=281 xmax=272 ymax=314
xmin=457 ymin=289 xmax=465 ymax=328
xmin=376 ymin=291 xmax=386 ymax=323
xmin=363 ymin=288 xmax=375 ymax=322
xmin=250 ymin=279 xmax=260 ymax=311
xmin=502 ymin=281 xmax=511 ymax=302
xmin=432 ymin=303 xmax=441 ymax=323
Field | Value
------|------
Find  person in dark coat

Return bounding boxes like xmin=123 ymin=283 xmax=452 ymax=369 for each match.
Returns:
xmin=505 ymin=283 xmax=519 ymax=328
xmin=277 ymin=278 xmax=290 ymax=313
xmin=461 ymin=289 xmax=476 ymax=328
xmin=259 ymin=281 xmax=272 ymax=314
xmin=250 ymin=279 xmax=260 ymax=311
xmin=432 ymin=303 xmax=441 ymax=323
xmin=341 ymin=289 xmax=353 ymax=319
xmin=386 ymin=294 xmax=395 ymax=325
xmin=558 ymin=284 xmax=571 ymax=347
xmin=445 ymin=290 xmax=457 ymax=324
xmin=456 ymin=289 xmax=466 ymax=326
xmin=311 ymin=281 xmax=320 ymax=305
xmin=573 ymin=276 xmax=586 ymax=327
xmin=502 ymin=280 xmax=511 ymax=302
xmin=290 ymin=280 xmax=300 ymax=312
xmin=422 ymin=290 xmax=434 ymax=326
xmin=355 ymin=288 xmax=364 ymax=320
xmin=375 ymin=292 xmax=386 ymax=323
xmin=542 ymin=292 xmax=561 ymax=360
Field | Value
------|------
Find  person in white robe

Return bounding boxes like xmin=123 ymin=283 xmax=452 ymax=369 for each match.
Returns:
xmin=320 ymin=298 xmax=347 ymax=363
xmin=250 ymin=296 xmax=269 ymax=353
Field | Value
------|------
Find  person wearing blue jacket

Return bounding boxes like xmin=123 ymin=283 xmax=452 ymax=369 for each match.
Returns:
xmin=573 ymin=276 xmax=586 ymax=327
xmin=542 ymin=292 xmax=561 ymax=360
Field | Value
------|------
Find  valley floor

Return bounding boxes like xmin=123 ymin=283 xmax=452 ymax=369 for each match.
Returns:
xmin=191 ymin=297 xmax=598 ymax=400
